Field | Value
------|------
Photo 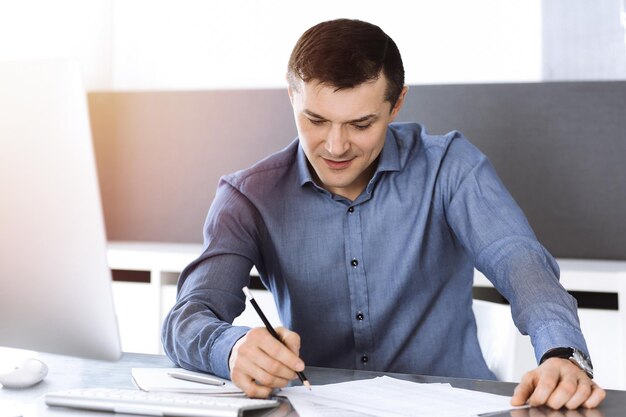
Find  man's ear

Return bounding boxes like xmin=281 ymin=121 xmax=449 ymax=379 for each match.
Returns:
xmin=389 ymin=86 xmax=409 ymax=121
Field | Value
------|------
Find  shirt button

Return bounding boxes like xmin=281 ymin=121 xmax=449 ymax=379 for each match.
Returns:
xmin=356 ymin=312 xmax=364 ymax=321
xmin=361 ymin=355 xmax=369 ymax=364
xmin=351 ymin=259 xmax=358 ymax=267
xmin=348 ymin=206 xmax=354 ymax=213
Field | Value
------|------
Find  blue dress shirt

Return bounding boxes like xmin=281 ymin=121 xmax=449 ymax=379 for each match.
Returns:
xmin=162 ymin=122 xmax=588 ymax=381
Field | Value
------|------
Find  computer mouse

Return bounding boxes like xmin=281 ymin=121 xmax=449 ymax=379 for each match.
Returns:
xmin=0 ymin=358 xmax=48 ymax=389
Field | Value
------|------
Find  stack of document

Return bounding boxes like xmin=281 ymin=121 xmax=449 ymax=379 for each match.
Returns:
xmin=280 ymin=376 xmax=524 ymax=417
xmin=131 ymin=368 xmax=243 ymax=395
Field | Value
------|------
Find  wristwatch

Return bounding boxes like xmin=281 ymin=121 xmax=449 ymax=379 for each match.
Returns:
xmin=540 ymin=347 xmax=594 ymax=379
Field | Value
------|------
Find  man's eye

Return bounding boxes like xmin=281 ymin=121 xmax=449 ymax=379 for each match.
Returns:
xmin=308 ymin=119 xmax=324 ymax=125
xmin=352 ymin=123 xmax=372 ymax=130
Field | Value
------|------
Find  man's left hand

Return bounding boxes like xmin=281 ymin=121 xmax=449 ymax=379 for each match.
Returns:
xmin=511 ymin=358 xmax=606 ymax=410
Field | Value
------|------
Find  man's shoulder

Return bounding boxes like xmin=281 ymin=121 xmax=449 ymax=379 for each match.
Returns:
xmin=389 ymin=122 xmax=483 ymax=163
xmin=222 ymin=139 xmax=299 ymax=192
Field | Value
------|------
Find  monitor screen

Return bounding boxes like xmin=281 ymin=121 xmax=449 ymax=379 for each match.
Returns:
xmin=0 ymin=59 xmax=121 ymax=361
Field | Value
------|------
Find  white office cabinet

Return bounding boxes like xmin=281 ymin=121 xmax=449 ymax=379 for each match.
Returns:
xmin=474 ymin=260 xmax=626 ymax=389
xmin=107 ymin=241 xmax=280 ymax=355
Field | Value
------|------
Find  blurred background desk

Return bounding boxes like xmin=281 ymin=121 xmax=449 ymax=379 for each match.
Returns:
xmin=1 ymin=347 xmax=625 ymax=417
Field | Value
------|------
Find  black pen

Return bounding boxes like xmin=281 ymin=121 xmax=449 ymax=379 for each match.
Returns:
xmin=242 ymin=286 xmax=311 ymax=390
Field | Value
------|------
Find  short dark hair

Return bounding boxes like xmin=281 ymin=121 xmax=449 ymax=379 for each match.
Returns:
xmin=287 ymin=19 xmax=405 ymax=108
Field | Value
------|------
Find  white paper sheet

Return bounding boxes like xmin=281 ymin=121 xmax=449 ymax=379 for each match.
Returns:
xmin=131 ymin=368 xmax=243 ymax=395
xmin=280 ymin=376 xmax=524 ymax=417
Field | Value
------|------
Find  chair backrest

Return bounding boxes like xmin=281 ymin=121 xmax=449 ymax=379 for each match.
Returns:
xmin=471 ymin=299 xmax=535 ymax=382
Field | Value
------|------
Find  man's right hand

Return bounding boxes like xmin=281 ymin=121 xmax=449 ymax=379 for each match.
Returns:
xmin=228 ymin=326 xmax=305 ymax=398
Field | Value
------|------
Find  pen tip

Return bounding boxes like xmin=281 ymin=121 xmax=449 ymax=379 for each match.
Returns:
xmin=303 ymin=380 xmax=312 ymax=390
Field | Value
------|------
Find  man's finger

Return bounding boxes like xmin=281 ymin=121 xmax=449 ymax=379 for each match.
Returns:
xmin=527 ymin=369 xmax=560 ymax=407
xmin=239 ymin=332 xmax=300 ymax=382
xmin=233 ymin=371 xmax=273 ymax=398
xmin=511 ymin=372 xmax=537 ymax=406
xmin=583 ymin=383 xmax=607 ymax=409
xmin=544 ymin=373 xmax=579 ymax=410
xmin=259 ymin=328 xmax=305 ymax=372
xmin=230 ymin=352 xmax=287 ymax=397
xmin=248 ymin=359 xmax=292 ymax=387
xmin=563 ymin=377 xmax=593 ymax=410
xmin=276 ymin=327 xmax=301 ymax=354
xmin=253 ymin=346 xmax=298 ymax=381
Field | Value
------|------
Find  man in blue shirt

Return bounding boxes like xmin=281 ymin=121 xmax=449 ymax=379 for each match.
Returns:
xmin=162 ymin=19 xmax=605 ymax=409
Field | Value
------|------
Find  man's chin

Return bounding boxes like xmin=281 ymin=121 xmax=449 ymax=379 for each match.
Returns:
xmin=316 ymin=173 xmax=352 ymax=189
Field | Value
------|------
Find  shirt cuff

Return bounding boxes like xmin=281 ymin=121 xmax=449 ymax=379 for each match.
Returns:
xmin=209 ymin=325 xmax=251 ymax=379
xmin=531 ymin=321 xmax=590 ymax=363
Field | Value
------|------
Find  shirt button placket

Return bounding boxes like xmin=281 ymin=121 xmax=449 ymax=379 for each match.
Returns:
xmin=344 ymin=203 xmax=372 ymax=369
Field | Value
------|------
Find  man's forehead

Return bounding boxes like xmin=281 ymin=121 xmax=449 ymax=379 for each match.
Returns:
xmin=299 ymin=92 xmax=388 ymax=125
xmin=294 ymin=76 xmax=388 ymax=111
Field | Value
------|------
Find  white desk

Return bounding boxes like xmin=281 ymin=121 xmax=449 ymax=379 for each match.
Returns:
xmin=2 ymin=347 xmax=626 ymax=417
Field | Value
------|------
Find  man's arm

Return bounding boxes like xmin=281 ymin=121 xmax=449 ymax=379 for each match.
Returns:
xmin=442 ymin=137 xmax=605 ymax=409
xmin=161 ymin=253 xmax=254 ymax=378
xmin=162 ymin=180 xmax=266 ymax=378
xmin=162 ymin=250 xmax=306 ymax=395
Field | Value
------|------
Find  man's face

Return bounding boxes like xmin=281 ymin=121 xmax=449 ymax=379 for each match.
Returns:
xmin=289 ymin=76 xmax=406 ymax=201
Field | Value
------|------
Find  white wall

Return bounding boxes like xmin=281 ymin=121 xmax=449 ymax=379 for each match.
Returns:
xmin=542 ymin=0 xmax=626 ymax=80
xmin=111 ymin=0 xmax=543 ymax=90
xmin=4 ymin=1 xmax=626 ymax=89
xmin=0 ymin=0 xmax=113 ymax=90
xmin=0 ymin=0 xmax=543 ymax=91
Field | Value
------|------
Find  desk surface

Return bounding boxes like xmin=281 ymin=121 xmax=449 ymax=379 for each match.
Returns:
xmin=1 ymin=349 xmax=625 ymax=417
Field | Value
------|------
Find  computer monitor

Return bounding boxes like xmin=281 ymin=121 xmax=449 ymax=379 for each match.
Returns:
xmin=0 ymin=59 xmax=122 ymax=361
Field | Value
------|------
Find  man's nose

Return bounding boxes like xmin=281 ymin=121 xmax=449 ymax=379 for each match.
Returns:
xmin=325 ymin=124 xmax=349 ymax=157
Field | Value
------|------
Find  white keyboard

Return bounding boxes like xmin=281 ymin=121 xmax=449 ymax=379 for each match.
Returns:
xmin=45 ymin=388 xmax=280 ymax=417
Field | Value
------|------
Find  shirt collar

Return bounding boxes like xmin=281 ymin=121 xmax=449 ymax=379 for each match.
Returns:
xmin=297 ymin=127 xmax=401 ymax=188
xmin=297 ymin=143 xmax=315 ymax=187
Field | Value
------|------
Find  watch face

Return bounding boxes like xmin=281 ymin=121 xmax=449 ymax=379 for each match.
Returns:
xmin=571 ymin=349 xmax=594 ymax=379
